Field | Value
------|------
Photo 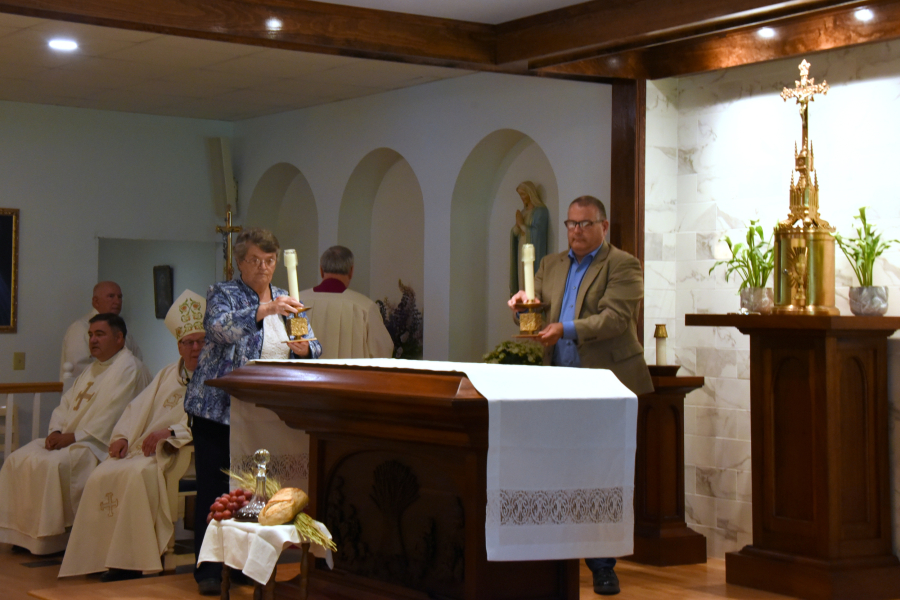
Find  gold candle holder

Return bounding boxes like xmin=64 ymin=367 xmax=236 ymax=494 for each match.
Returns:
xmin=282 ymin=248 xmax=312 ymax=340
xmin=513 ymin=300 xmax=545 ymax=338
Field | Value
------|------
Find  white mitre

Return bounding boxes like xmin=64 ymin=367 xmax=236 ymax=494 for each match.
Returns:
xmin=165 ymin=289 xmax=206 ymax=341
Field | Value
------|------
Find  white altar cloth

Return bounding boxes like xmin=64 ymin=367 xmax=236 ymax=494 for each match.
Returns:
xmin=250 ymin=359 xmax=637 ymax=562
xmin=197 ymin=519 xmax=333 ymax=585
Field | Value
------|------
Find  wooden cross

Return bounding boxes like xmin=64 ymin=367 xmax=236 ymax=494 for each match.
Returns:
xmin=72 ymin=381 xmax=95 ymax=411
xmin=781 ymin=60 xmax=829 ymax=153
xmin=100 ymin=492 xmax=118 ymax=517
xmin=216 ymin=204 xmax=242 ymax=281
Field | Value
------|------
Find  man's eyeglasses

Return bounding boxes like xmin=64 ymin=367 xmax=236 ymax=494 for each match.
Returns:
xmin=178 ymin=339 xmax=205 ymax=348
xmin=564 ymin=219 xmax=603 ymax=230
xmin=243 ymin=256 xmax=277 ymax=269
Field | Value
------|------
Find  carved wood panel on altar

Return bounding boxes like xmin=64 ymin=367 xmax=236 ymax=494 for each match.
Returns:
xmin=319 ymin=439 xmax=466 ymax=598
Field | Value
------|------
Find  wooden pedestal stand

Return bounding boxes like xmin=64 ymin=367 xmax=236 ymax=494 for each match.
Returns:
xmin=627 ymin=367 xmax=707 ymax=566
xmin=686 ymin=314 xmax=900 ymax=600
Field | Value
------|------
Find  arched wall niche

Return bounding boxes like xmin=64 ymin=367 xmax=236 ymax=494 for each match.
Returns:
xmin=449 ymin=129 xmax=559 ymax=362
xmin=338 ymin=148 xmax=424 ymax=313
xmin=245 ymin=162 xmax=319 ymax=291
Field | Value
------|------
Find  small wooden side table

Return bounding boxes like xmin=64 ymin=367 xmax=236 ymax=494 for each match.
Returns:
xmin=627 ymin=367 xmax=707 ymax=566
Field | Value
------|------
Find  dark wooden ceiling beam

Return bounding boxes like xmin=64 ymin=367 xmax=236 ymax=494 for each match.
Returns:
xmin=496 ymin=0 xmax=857 ymax=66
xmin=0 ymin=0 xmax=498 ymax=68
xmin=2 ymin=0 xmax=900 ymax=81
xmin=538 ymin=0 xmax=900 ymax=80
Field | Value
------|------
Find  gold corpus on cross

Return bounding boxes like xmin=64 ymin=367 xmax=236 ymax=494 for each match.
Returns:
xmin=779 ymin=59 xmax=831 ymax=231
xmin=100 ymin=492 xmax=118 ymax=517
xmin=216 ymin=204 xmax=242 ymax=281
xmin=72 ymin=381 xmax=95 ymax=411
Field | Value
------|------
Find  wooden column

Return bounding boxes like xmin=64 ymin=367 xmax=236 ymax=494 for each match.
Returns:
xmin=627 ymin=368 xmax=707 ymax=566
xmin=610 ymin=79 xmax=646 ymax=342
xmin=685 ymin=314 xmax=900 ymax=600
xmin=609 ymin=79 xmax=645 ymax=263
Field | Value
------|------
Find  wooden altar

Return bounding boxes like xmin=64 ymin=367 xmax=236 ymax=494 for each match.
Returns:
xmin=686 ymin=314 xmax=900 ymax=600
xmin=208 ymin=362 xmax=579 ymax=600
xmin=628 ymin=369 xmax=707 ymax=566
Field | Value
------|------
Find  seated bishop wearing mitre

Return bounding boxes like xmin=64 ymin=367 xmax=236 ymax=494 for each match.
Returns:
xmin=0 ymin=313 xmax=151 ymax=555
xmin=58 ymin=289 xmax=206 ymax=581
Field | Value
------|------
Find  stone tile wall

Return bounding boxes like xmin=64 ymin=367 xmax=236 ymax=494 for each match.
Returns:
xmin=644 ymin=40 xmax=900 ymax=557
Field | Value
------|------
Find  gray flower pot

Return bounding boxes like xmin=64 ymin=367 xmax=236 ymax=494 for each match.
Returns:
xmin=849 ymin=286 xmax=889 ymax=316
xmin=740 ymin=287 xmax=774 ymax=314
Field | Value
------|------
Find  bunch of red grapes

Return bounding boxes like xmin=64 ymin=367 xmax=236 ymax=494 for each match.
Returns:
xmin=207 ymin=488 xmax=253 ymax=523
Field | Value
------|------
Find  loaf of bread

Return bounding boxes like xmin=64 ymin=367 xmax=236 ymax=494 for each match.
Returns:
xmin=258 ymin=487 xmax=309 ymax=526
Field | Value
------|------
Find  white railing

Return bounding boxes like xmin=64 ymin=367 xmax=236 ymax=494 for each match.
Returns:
xmin=0 ymin=382 xmax=63 ymax=460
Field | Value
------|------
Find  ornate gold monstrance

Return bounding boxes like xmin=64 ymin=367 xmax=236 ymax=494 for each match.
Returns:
xmin=773 ymin=60 xmax=839 ymax=315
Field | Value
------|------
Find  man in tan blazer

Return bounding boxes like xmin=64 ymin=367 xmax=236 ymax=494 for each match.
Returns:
xmin=508 ymin=195 xmax=652 ymax=596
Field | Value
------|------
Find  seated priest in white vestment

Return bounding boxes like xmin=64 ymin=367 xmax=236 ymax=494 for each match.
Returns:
xmin=59 ymin=290 xmax=205 ymax=581
xmin=60 ymin=281 xmax=143 ymax=382
xmin=0 ymin=313 xmax=151 ymax=554
xmin=297 ymin=245 xmax=394 ymax=359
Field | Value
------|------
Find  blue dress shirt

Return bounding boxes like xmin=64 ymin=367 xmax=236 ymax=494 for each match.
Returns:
xmin=552 ymin=244 xmax=603 ymax=367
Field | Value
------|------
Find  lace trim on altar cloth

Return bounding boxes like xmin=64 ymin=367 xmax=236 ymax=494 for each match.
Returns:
xmin=230 ymin=453 xmax=309 ymax=484
xmin=486 ymin=487 xmax=625 ymax=526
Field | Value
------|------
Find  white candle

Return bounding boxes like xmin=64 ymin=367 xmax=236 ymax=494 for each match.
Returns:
xmin=656 ymin=337 xmax=667 ymax=366
xmin=522 ymin=243 xmax=535 ymax=301
xmin=283 ymin=249 xmax=300 ymax=300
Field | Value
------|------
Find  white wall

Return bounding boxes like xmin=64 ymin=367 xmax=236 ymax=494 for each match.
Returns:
xmin=98 ymin=238 xmax=218 ymax=376
xmin=645 ymin=39 xmax=900 ymax=557
xmin=369 ymin=158 xmax=424 ymax=310
xmin=235 ymin=72 xmax=611 ymax=360
xmin=0 ymin=100 xmax=231 ymax=442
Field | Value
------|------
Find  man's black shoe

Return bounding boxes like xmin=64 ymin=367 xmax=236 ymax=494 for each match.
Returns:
xmin=592 ymin=566 xmax=620 ymax=595
xmin=197 ymin=578 xmax=222 ymax=596
xmin=101 ymin=568 xmax=143 ymax=583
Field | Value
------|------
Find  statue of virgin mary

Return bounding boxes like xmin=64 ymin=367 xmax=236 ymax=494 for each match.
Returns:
xmin=509 ymin=181 xmax=549 ymax=298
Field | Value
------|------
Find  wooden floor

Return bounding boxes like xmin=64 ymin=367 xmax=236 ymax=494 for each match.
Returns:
xmin=1 ymin=543 xmax=800 ymax=600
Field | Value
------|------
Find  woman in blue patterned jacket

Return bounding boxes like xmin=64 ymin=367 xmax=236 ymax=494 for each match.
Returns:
xmin=184 ymin=227 xmax=321 ymax=594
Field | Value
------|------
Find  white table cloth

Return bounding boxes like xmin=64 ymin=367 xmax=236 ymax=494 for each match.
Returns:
xmin=197 ymin=519 xmax=333 ymax=585
xmin=252 ymin=358 xmax=637 ymax=563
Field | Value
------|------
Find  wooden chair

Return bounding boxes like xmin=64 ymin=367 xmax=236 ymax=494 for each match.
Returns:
xmin=0 ymin=403 xmax=18 ymax=462
xmin=163 ymin=442 xmax=197 ymax=571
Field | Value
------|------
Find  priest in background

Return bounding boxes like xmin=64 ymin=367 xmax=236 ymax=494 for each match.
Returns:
xmin=59 ymin=290 xmax=205 ymax=581
xmin=0 ymin=313 xmax=151 ymax=554
xmin=298 ymin=245 xmax=394 ymax=359
xmin=60 ymin=281 xmax=143 ymax=382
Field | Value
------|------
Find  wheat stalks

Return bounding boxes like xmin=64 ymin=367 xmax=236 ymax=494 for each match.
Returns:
xmin=293 ymin=512 xmax=336 ymax=551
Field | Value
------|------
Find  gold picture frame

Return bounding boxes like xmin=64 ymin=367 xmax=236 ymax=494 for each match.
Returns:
xmin=0 ymin=208 xmax=18 ymax=332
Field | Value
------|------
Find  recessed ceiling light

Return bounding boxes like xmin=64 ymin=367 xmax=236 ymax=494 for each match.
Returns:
xmin=266 ymin=18 xmax=282 ymax=31
xmin=855 ymin=8 xmax=875 ymax=22
xmin=48 ymin=39 xmax=78 ymax=51
xmin=758 ymin=27 xmax=776 ymax=39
